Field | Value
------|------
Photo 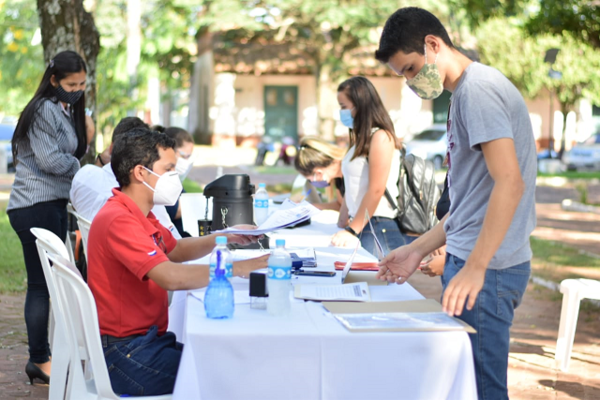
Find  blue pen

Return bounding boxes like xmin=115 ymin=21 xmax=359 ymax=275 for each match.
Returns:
xmin=300 ymin=188 xmax=312 ymax=202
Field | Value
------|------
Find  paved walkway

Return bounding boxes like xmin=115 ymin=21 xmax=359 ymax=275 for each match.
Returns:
xmin=1 ymin=169 xmax=600 ymax=399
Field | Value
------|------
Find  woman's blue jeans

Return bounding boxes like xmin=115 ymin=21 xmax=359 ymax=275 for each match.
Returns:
xmin=103 ymin=325 xmax=183 ymax=396
xmin=442 ymin=254 xmax=530 ymax=400
xmin=360 ymin=216 xmax=416 ymax=258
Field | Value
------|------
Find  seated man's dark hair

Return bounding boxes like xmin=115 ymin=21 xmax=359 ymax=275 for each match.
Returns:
xmin=164 ymin=127 xmax=194 ymax=148
xmin=375 ymin=7 xmax=454 ymax=63
xmin=111 ymin=128 xmax=176 ymax=187
xmin=112 ymin=117 xmax=149 ymax=143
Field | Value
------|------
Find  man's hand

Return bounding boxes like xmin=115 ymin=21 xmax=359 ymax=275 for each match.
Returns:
xmin=233 ymin=254 xmax=269 ymax=278
xmin=377 ymin=245 xmax=423 ymax=284
xmin=331 ymin=230 xmax=359 ymax=248
xmin=442 ymin=263 xmax=486 ymax=316
xmin=226 ymin=225 xmax=262 ymax=246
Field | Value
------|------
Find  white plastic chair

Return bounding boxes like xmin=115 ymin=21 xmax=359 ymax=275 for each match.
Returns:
xmin=71 ymin=211 xmax=92 ymax=257
xmin=180 ymin=193 xmax=212 ymax=237
xmin=31 ymin=227 xmax=81 ymax=400
xmin=555 ymin=278 xmax=600 ymax=371
xmin=48 ymin=253 xmax=172 ymax=400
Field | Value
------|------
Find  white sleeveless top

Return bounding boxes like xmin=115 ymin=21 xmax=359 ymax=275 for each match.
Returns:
xmin=342 ymin=135 xmax=400 ymax=220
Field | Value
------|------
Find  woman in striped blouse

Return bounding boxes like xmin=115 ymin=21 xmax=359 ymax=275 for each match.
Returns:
xmin=7 ymin=50 xmax=88 ymax=385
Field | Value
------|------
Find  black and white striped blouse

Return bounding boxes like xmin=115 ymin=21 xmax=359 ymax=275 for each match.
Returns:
xmin=8 ymin=98 xmax=81 ymax=211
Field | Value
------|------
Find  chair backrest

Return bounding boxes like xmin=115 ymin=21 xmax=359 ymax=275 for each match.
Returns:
xmin=48 ymin=253 xmax=120 ymax=400
xmin=180 ymin=193 xmax=212 ymax=237
xmin=72 ymin=211 xmax=92 ymax=257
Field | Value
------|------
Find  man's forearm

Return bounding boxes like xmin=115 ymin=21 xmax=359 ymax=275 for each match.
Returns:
xmin=467 ymin=178 xmax=524 ymax=269
xmin=408 ymin=214 xmax=448 ymax=257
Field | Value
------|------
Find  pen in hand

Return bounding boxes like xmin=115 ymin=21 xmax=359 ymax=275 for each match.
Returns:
xmin=300 ymin=188 xmax=312 ymax=203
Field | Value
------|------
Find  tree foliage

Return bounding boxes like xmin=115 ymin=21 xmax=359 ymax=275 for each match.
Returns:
xmin=0 ymin=0 xmax=44 ymax=116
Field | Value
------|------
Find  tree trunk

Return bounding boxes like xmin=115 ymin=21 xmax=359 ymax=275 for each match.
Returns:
xmin=558 ymin=102 xmax=570 ymax=159
xmin=315 ymin=60 xmax=336 ymax=141
xmin=37 ymin=0 xmax=100 ymax=163
xmin=188 ymin=28 xmax=214 ymax=145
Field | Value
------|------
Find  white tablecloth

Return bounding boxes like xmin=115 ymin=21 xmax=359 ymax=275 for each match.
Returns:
xmin=170 ymin=206 xmax=477 ymax=400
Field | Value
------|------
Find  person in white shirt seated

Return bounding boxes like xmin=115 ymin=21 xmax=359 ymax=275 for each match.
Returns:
xmin=70 ymin=117 xmax=181 ymax=238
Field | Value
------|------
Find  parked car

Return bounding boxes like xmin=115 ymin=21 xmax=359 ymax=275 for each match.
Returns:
xmin=562 ymin=133 xmax=600 ymax=171
xmin=0 ymin=124 xmax=15 ymax=172
xmin=404 ymin=124 xmax=447 ymax=169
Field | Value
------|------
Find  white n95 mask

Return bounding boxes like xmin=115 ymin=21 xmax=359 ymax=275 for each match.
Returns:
xmin=143 ymin=167 xmax=183 ymax=206
xmin=175 ymin=156 xmax=194 ymax=181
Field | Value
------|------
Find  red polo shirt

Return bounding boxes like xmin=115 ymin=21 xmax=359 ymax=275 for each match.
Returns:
xmin=88 ymin=188 xmax=177 ymax=337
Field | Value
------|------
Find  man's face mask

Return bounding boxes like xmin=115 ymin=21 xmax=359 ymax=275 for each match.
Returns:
xmin=406 ymin=44 xmax=444 ymax=100
xmin=142 ymin=167 xmax=183 ymax=206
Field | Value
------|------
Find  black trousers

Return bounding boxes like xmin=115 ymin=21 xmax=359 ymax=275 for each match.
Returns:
xmin=8 ymin=199 xmax=68 ymax=364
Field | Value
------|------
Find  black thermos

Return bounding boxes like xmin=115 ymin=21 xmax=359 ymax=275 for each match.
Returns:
xmin=203 ymin=174 xmax=255 ymax=231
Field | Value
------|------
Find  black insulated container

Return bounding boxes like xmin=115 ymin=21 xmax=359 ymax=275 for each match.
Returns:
xmin=203 ymin=174 xmax=255 ymax=231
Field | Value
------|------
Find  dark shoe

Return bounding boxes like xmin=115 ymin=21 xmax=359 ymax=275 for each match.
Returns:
xmin=25 ymin=361 xmax=50 ymax=385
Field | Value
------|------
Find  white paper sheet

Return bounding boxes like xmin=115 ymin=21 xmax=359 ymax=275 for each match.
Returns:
xmin=295 ymin=282 xmax=370 ymax=301
xmin=214 ymin=202 xmax=320 ymax=235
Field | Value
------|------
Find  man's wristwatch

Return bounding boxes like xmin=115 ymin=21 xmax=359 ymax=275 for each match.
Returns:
xmin=344 ymin=226 xmax=358 ymax=236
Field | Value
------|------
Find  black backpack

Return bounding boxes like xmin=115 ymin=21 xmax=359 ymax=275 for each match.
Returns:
xmin=384 ymin=149 xmax=441 ymax=234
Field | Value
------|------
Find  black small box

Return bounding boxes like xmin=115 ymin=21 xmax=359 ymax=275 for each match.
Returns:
xmin=249 ymin=269 xmax=268 ymax=297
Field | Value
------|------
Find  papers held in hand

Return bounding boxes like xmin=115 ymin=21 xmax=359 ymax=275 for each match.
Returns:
xmin=213 ymin=200 xmax=320 ymax=236
xmin=294 ymin=282 xmax=371 ymax=302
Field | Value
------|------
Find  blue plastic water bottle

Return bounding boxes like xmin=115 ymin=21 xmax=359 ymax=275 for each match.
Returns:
xmin=209 ymin=236 xmax=233 ymax=279
xmin=204 ymin=244 xmax=234 ymax=319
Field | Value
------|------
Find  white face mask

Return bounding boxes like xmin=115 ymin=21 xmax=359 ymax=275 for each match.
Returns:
xmin=142 ymin=167 xmax=183 ymax=206
xmin=175 ymin=156 xmax=194 ymax=181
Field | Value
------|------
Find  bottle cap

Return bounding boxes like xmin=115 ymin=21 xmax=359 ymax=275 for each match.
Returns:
xmin=275 ymin=239 xmax=285 ymax=247
xmin=258 ymin=183 xmax=266 ymax=188
xmin=215 ymin=236 xmax=227 ymax=245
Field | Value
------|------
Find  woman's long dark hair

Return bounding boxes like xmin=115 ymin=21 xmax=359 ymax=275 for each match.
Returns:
xmin=337 ymin=76 xmax=401 ymax=160
xmin=12 ymin=50 xmax=88 ymax=163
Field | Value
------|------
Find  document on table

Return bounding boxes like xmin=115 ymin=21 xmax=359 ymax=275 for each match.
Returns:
xmin=294 ymin=282 xmax=371 ymax=302
xmin=213 ymin=201 xmax=320 ymax=236
xmin=334 ymin=312 xmax=469 ymax=332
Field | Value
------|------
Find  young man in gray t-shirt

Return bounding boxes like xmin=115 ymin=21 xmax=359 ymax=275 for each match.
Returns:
xmin=375 ymin=7 xmax=536 ymax=400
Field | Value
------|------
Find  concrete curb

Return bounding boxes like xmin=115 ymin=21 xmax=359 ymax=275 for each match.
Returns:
xmin=561 ymin=199 xmax=600 ymax=214
xmin=531 ymin=275 xmax=600 ymax=307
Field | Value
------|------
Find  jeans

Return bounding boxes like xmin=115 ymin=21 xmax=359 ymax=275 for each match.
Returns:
xmin=442 ymin=254 xmax=530 ymax=400
xmin=8 ymin=199 xmax=68 ymax=364
xmin=360 ymin=216 xmax=416 ymax=257
xmin=103 ymin=325 xmax=183 ymax=396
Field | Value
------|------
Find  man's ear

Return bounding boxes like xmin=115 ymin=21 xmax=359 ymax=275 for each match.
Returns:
xmin=424 ymin=35 xmax=442 ymax=54
xmin=130 ymin=165 xmax=147 ymax=184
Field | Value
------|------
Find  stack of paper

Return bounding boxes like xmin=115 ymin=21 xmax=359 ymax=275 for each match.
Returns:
xmin=214 ymin=200 xmax=320 ymax=236
xmin=294 ymin=282 xmax=371 ymax=302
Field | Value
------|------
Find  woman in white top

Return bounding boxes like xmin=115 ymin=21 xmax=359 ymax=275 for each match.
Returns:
xmin=331 ymin=76 xmax=413 ymax=257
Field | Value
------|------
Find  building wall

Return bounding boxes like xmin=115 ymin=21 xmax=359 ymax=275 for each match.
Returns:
xmin=209 ymin=72 xmax=595 ymax=149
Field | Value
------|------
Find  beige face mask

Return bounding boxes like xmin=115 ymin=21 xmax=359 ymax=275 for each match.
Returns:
xmin=406 ymin=44 xmax=444 ymax=100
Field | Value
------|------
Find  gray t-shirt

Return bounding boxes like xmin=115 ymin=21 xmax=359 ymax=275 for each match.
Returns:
xmin=444 ymin=62 xmax=537 ymax=269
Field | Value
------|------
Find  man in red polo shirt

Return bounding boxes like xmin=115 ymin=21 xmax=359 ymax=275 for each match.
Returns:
xmin=88 ymin=128 xmax=267 ymax=396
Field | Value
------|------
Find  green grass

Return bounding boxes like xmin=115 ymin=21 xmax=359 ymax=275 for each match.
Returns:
xmin=182 ymin=178 xmax=203 ymax=193
xmin=252 ymin=166 xmax=297 ymax=175
xmin=266 ymin=183 xmax=293 ymax=194
xmin=530 ymin=237 xmax=600 ymax=283
xmin=537 ymin=171 xmax=600 ymax=180
xmin=0 ymin=204 xmax=26 ymax=293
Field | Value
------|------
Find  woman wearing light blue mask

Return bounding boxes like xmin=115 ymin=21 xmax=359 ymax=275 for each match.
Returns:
xmin=294 ymin=137 xmax=348 ymax=224
xmin=332 ymin=76 xmax=413 ymax=257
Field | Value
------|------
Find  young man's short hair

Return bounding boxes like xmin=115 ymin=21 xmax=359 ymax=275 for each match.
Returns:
xmin=375 ymin=7 xmax=454 ymax=63
xmin=112 ymin=117 xmax=150 ymax=143
xmin=111 ymin=128 xmax=176 ymax=187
